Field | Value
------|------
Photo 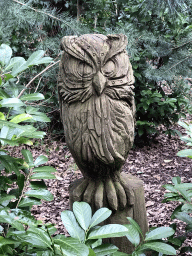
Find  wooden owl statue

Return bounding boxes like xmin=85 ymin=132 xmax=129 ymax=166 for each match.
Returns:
xmin=58 ymin=34 xmax=135 ymax=211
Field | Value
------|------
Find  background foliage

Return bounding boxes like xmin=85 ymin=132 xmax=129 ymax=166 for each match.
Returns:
xmin=1 ymin=0 xmax=192 ymax=141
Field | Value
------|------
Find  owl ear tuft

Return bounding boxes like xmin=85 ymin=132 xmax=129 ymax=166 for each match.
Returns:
xmin=107 ymin=34 xmax=127 ymax=43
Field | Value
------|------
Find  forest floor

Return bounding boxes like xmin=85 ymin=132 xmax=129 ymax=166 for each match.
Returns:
xmin=9 ymin=122 xmax=192 ymax=254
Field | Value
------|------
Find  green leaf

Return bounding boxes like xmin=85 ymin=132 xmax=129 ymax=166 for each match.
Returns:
xmin=0 ymin=195 xmax=15 ymax=204
xmin=168 ymin=237 xmax=183 ymax=247
xmin=43 ymin=226 xmax=56 ymax=239
xmin=180 ymin=246 xmax=192 ymax=254
xmin=25 ymin=50 xmax=50 ymax=66
xmin=0 ymin=126 xmax=14 ymax=142
xmin=127 ymin=217 xmax=143 ymax=236
xmin=145 ymin=227 xmax=175 ymax=241
xmin=20 ymin=93 xmax=45 ymax=101
xmin=175 ymin=183 xmax=192 ymax=190
xmin=0 ymin=88 xmax=10 ymax=99
xmin=175 ymin=212 xmax=192 ymax=224
xmin=0 ymin=98 xmax=24 ymax=108
xmin=90 ymin=238 xmax=102 ymax=249
xmin=0 ymin=210 xmax=25 ymax=231
xmin=162 ymin=184 xmax=177 ymax=193
xmin=73 ymin=202 xmax=92 ymax=231
xmin=88 ymin=224 xmax=128 ymax=240
xmin=112 ymin=251 xmax=129 ymax=256
xmin=30 ymin=113 xmax=51 ymax=122
xmin=5 ymin=57 xmax=25 ymax=71
xmin=177 ymin=149 xmax=192 ymax=157
xmin=17 ymin=227 xmax=52 ymax=249
xmin=9 ymin=208 xmax=39 ymax=227
xmin=0 ymin=236 xmax=16 ymax=247
xmin=0 ymin=77 xmax=1 ymax=86
xmin=89 ymin=208 xmax=112 ymax=229
xmin=164 ymin=192 xmax=178 ymax=198
xmin=181 ymin=203 xmax=192 ymax=213
xmin=4 ymin=73 xmax=14 ymax=81
xmin=30 ymin=172 xmax=56 ymax=179
xmin=11 ymin=61 xmax=28 ymax=76
xmin=0 ymin=121 xmax=44 ymax=140
xmin=61 ymin=210 xmax=85 ymax=241
xmin=10 ymin=113 xmax=33 ymax=123
xmin=124 ymin=224 xmax=140 ymax=246
xmin=172 ymin=177 xmax=181 ymax=185
xmin=0 ymin=44 xmax=12 ymax=65
xmin=34 ymin=155 xmax=48 ymax=166
xmin=54 ymin=236 xmax=89 ymax=256
xmin=33 ymin=166 xmax=56 ymax=173
xmin=0 ymin=112 xmax=5 ymax=120
xmin=0 ymin=155 xmax=20 ymax=175
xmin=141 ymin=242 xmax=176 ymax=255
xmin=30 ymin=180 xmax=47 ymax=190
xmin=18 ymin=197 xmax=42 ymax=208
xmin=0 ymin=138 xmax=18 ymax=146
xmin=21 ymin=149 xmax=33 ymax=164
xmin=93 ymin=244 xmax=118 ymax=256
xmin=113 ymin=251 xmax=129 ymax=256
xmin=37 ymin=251 xmax=53 ymax=256
xmin=88 ymin=248 xmax=96 ymax=256
xmin=171 ymin=205 xmax=183 ymax=219
xmin=25 ymin=131 xmax=46 ymax=139
xmin=178 ymin=121 xmax=189 ymax=130
xmin=25 ymin=189 xmax=53 ymax=201
xmin=186 ymin=223 xmax=192 ymax=232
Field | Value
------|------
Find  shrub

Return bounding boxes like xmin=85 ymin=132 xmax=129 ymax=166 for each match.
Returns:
xmin=0 ymin=200 xmax=177 ymax=256
xmin=0 ymin=44 xmax=57 ymax=255
xmin=162 ymin=177 xmax=192 ymax=255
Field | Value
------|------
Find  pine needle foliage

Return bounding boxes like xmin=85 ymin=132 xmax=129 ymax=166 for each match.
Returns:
xmin=0 ymin=0 xmax=89 ymax=56
xmin=0 ymin=0 xmax=90 ymax=131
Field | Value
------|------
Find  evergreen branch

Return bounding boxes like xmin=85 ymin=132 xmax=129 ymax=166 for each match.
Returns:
xmin=12 ymin=0 xmax=80 ymax=35
xmin=172 ymin=40 xmax=192 ymax=50
xmin=18 ymin=60 xmax=60 ymax=99
xmin=168 ymin=54 xmax=192 ymax=70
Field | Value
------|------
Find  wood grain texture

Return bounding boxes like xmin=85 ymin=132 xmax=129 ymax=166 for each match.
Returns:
xmin=58 ymin=34 xmax=135 ymax=181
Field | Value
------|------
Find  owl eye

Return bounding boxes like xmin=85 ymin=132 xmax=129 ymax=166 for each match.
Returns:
xmin=78 ymin=61 xmax=93 ymax=77
xmin=102 ymin=60 xmax=115 ymax=76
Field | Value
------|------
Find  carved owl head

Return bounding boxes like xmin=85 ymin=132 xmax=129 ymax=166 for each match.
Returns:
xmin=58 ymin=34 xmax=135 ymax=179
xmin=58 ymin=34 xmax=134 ymax=106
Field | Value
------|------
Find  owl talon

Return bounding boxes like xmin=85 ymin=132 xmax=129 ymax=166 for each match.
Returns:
xmin=73 ymin=179 xmax=88 ymax=202
xmin=83 ymin=180 xmax=95 ymax=204
xmin=95 ymin=181 xmax=104 ymax=209
xmin=72 ymin=174 xmax=135 ymax=211
xmin=105 ymin=177 xmax=118 ymax=211
xmin=114 ymin=180 xmax=127 ymax=210
xmin=119 ymin=172 xmax=135 ymax=205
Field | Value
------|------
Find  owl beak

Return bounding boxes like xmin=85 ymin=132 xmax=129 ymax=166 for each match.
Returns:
xmin=93 ymin=71 xmax=107 ymax=96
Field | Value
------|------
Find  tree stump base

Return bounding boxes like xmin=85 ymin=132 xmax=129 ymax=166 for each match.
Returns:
xmin=69 ymin=173 xmax=148 ymax=254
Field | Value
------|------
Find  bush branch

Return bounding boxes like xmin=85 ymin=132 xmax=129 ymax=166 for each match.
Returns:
xmin=17 ymin=60 xmax=60 ymax=99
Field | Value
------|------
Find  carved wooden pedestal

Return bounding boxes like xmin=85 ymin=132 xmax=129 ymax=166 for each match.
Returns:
xmin=69 ymin=173 xmax=148 ymax=254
